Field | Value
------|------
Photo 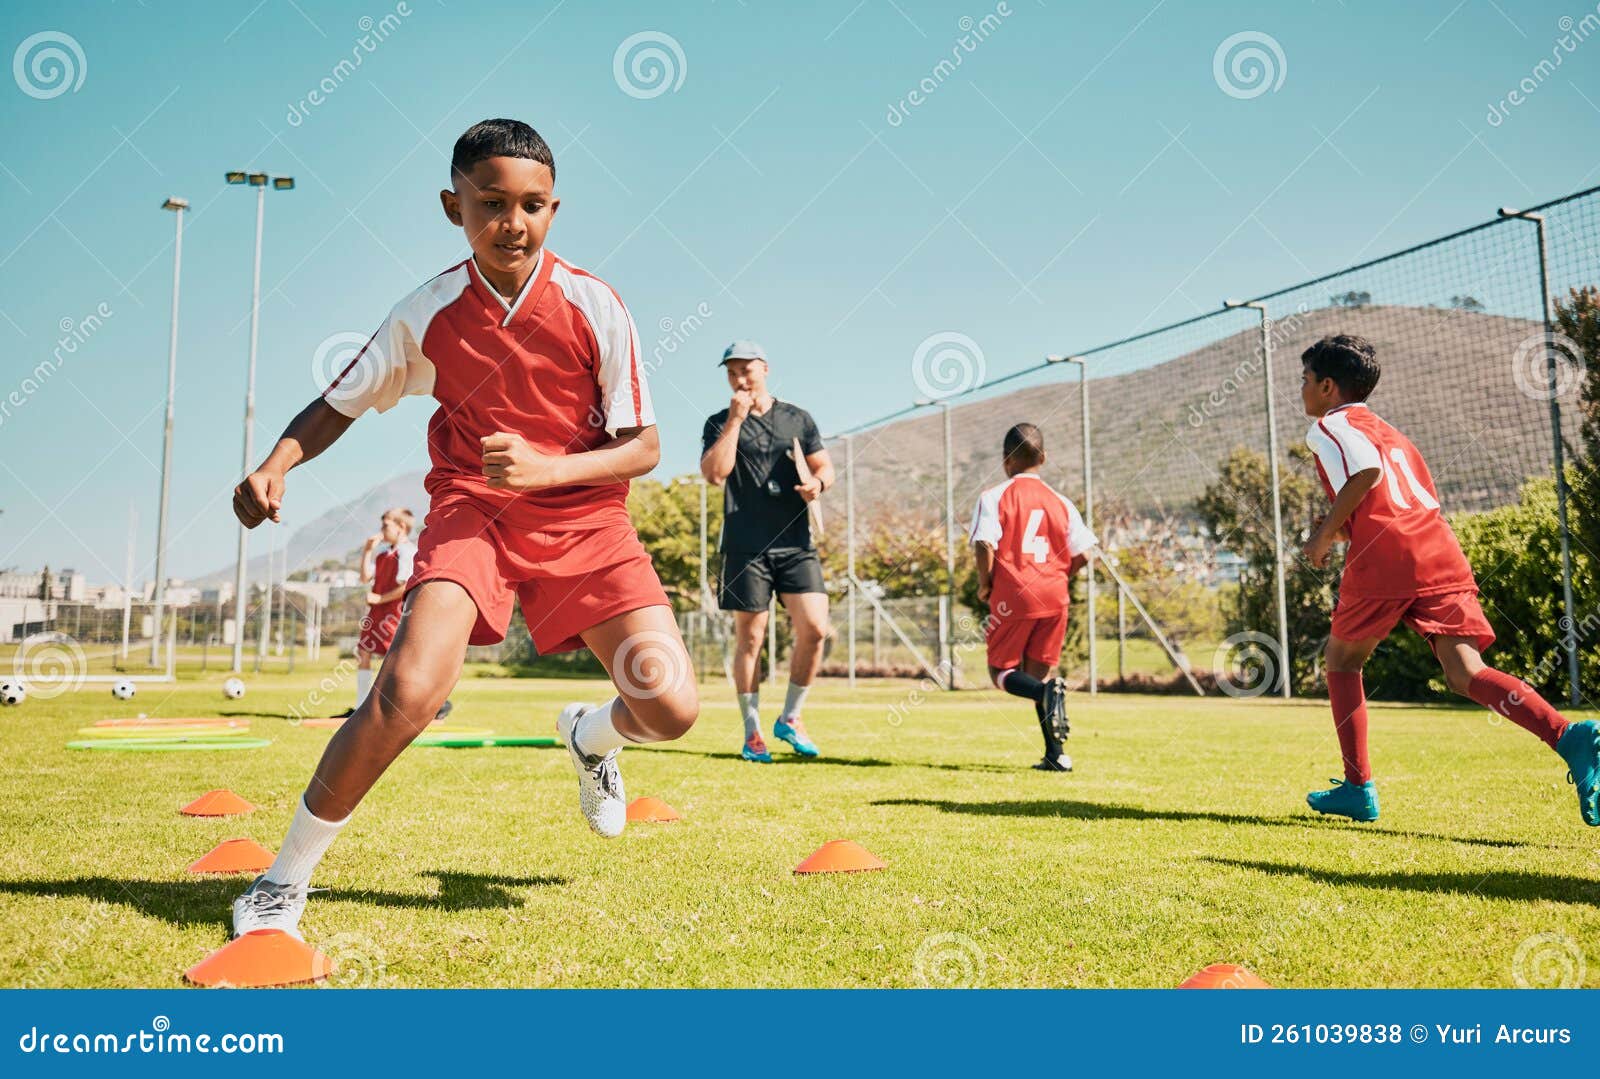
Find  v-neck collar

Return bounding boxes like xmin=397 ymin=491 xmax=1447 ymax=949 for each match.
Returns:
xmin=468 ymin=248 xmax=551 ymax=327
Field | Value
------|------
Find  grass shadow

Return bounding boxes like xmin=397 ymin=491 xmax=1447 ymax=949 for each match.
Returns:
xmin=871 ymin=797 xmax=1545 ymax=849
xmin=0 ymin=870 xmax=566 ymax=929
xmin=1208 ymin=857 xmax=1600 ymax=906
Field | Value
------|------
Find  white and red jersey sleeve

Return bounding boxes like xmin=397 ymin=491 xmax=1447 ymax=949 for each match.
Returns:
xmin=1306 ymin=403 xmax=1474 ymax=598
xmin=549 ymin=260 xmax=653 ymax=436
xmin=321 ymin=268 xmax=466 ymax=418
xmin=971 ymin=474 xmax=1095 ymax=618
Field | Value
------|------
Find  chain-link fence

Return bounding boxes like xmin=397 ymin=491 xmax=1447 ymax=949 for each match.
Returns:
xmin=819 ymin=183 xmax=1600 ymax=701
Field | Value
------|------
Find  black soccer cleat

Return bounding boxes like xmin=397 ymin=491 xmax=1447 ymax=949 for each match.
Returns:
xmin=1037 ymin=677 xmax=1070 ymax=747
xmin=1032 ymin=753 xmax=1073 ymax=772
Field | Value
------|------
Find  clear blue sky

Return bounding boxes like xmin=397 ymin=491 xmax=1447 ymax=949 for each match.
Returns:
xmin=1 ymin=0 xmax=1595 ymax=584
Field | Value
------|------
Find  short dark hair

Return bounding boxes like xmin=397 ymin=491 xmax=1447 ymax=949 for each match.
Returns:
xmin=1301 ymin=334 xmax=1380 ymax=401
xmin=451 ymin=118 xmax=555 ymax=181
xmin=1002 ymin=423 xmax=1045 ymax=469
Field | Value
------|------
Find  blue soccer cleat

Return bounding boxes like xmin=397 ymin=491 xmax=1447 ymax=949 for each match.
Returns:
xmin=740 ymin=731 xmax=772 ymax=763
xmin=1555 ymin=720 xmax=1600 ymax=827
xmin=1306 ymin=778 xmax=1380 ymax=822
xmin=773 ymin=716 xmax=819 ymax=758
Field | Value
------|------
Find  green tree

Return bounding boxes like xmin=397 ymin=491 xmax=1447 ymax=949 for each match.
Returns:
xmin=1196 ymin=444 xmax=1340 ymax=694
xmin=1556 ymin=285 xmax=1600 ymax=570
xmin=627 ymin=477 xmax=723 ymax=611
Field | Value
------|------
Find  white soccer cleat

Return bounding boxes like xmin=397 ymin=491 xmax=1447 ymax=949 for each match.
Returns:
xmin=557 ymin=702 xmax=626 ymax=838
xmin=231 ymin=875 xmax=310 ymax=940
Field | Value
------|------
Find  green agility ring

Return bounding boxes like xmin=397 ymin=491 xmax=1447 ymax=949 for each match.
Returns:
xmin=412 ymin=735 xmax=559 ymax=748
xmin=67 ymin=737 xmax=273 ymax=751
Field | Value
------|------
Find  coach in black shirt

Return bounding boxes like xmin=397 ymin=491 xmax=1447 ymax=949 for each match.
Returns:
xmin=701 ymin=341 xmax=834 ymax=763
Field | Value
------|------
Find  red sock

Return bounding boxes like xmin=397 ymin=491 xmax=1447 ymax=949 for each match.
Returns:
xmin=1467 ymin=668 xmax=1569 ymax=749
xmin=1326 ymin=670 xmax=1371 ymax=784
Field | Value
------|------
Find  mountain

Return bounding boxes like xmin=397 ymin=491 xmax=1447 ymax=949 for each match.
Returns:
xmin=823 ymin=304 xmax=1578 ymax=532
xmin=194 ymin=471 xmax=429 ymax=584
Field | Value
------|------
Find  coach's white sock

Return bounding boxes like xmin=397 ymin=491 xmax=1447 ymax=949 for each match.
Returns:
xmin=264 ymin=795 xmax=350 ymax=888
xmin=354 ymin=668 xmax=374 ymax=708
xmin=737 ymin=692 xmax=760 ymax=738
xmin=574 ymin=698 xmax=632 ymax=758
xmin=781 ymin=681 xmax=811 ymax=720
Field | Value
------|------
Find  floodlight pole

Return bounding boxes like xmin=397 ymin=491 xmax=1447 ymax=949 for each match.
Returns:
xmin=150 ymin=197 xmax=186 ymax=666
xmin=1048 ymin=356 xmax=1095 ymax=693
xmin=1500 ymin=207 xmax=1581 ymax=705
xmin=228 ymin=172 xmax=292 ymax=673
xmin=915 ymin=398 xmax=957 ymax=690
xmin=698 ymin=476 xmax=711 ymax=612
xmin=1224 ymin=301 xmax=1291 ymax=699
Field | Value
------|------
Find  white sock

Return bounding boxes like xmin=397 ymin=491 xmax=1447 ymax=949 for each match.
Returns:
xmin=781 ymin=681 xmax=811 ymax=720
xmin=574 ymin=698 xmax=631 ymax=758
xmin=264 ymin=795 xmax=350 ymax=888
xmin=737 ymin=692 xmax=760 ymax=738
xmin=355 ymin=668 xmax=374 ymax=708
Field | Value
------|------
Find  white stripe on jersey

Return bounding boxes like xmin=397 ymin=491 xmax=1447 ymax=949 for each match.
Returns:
xmin=549 ymin=260 xmax=654 ymax=436
xmin=322 ymin=264 xmax=468 ymax=418
xmin=1306 ymin=404 xmax=1382 ymax=494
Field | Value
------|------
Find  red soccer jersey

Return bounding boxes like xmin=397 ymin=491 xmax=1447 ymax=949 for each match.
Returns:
xmin=1306 ymin=403 xmax=1475 ymax=599
xmin=968 ymin=473 xmax=1097 ymax=618
xmin=323 ymin=251 xmax=651 ymax=531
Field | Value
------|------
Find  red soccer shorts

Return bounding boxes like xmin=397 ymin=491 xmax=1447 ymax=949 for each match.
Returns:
xmin=357 ymin=599 xmax=403 ymax=656
xmin=407 ymin=497 xmax=670 ymax=654
xmin=986 ymin=607 xmax=1069 ymax=671
xmin=1331 ymin=590 xmax=1495 ymax=653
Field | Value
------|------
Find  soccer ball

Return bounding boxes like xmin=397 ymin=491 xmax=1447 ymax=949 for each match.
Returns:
xmin=112 ymin=679 xmax=136 ymax=700
xmin=223 ymin=677 xmax=245 ymax=700
xmin=0 ymin=681 xmax=25 ymax=706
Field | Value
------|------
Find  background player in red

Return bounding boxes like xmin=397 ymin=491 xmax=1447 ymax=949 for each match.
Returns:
xmin=1300 ymin=333 xmax=1599 ymax=824
xmin=338 ymin=508 xmax=415 ymax=716
xmin=227 ymin=119 xmax=699 ymax=942
xmin=970 ymin=423 xmax=1097 ymax=771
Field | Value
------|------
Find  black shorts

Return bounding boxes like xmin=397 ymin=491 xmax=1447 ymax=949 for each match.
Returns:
xmin=718 ymin=547 xmax=826 ymax=611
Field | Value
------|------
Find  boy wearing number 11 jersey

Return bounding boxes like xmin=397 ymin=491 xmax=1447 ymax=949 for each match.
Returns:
xmin=1300 ymin=334 xmax=1599 ymax=825
xmin=970 ymin=423 xmax=1097 ymax=772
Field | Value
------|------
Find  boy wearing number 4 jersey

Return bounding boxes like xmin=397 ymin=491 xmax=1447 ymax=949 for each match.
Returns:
xmin=970 ymin=424 xmax=1097 ymax=772
xmin=1300 ymin=334 xmax=1599 ymax=825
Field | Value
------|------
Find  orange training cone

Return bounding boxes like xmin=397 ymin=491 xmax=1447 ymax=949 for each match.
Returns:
xmin=1178 ymin=963 xmax=1271 ymax=989
xmin=185 ymin=930 xmax=334 ymax=987
xmin=181 ymin=790 xmax=256 ymax=817
xmin=793 ymin=839 xmax=886 ymax=874
xmin=626 ymin=796 xmax=681 ymax=823
xmin=187 ymin=838 xmax=275 ymax=874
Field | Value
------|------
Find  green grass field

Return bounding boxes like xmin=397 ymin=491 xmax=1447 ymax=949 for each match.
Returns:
xmin=2 ymin=664 xmax=1597 ymax=989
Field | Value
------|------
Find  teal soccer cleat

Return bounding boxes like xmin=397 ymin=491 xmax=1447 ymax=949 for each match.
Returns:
xmin=1555 ymin=720 xmax=1600 ymax=826
xmin=740 ymin=731 xmax=773 ymax=763
xmin=773 ymin=716 xmax=819 ymax=758
xmin=1306 ymin=778 xmax=1379 ymax=822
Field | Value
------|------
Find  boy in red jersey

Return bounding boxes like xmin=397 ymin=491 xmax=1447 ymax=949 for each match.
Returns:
xmin=342 ymin=508 xmax=416 ymax=716
xmin=227 ymin=119 xmax=699 ymax=940
xmin=1300 ymin=334 xmax=1597 ymax=824
xmin=970 ymin=424 xmax=1097 ymax=771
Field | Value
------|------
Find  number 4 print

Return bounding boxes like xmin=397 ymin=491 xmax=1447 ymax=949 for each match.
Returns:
xmin=1383 ymin=447 xmax=1439 ymax=511
xmin=1021 ymin=509 xmax=1050 ymax=563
